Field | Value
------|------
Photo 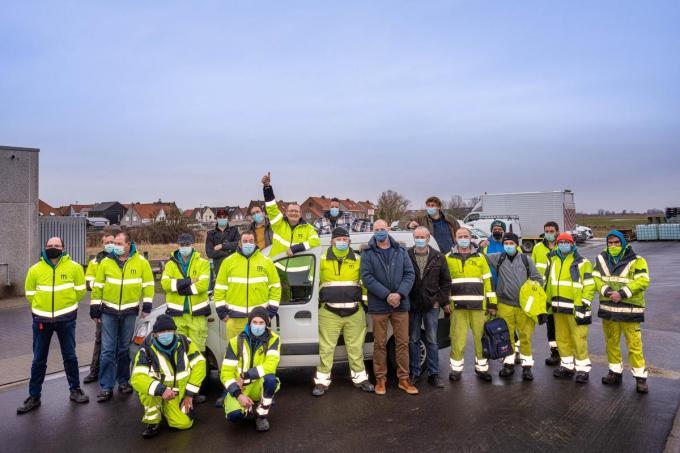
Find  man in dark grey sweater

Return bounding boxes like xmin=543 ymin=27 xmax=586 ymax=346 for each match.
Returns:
xmin=486 ymin=233 xmax=543 ymax=381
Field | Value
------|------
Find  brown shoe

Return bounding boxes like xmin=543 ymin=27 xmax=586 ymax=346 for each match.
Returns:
xmin=398 ymin=379 xmax=419 ymax=395
xmin=375 ymin=379 xmax=386 ymax=395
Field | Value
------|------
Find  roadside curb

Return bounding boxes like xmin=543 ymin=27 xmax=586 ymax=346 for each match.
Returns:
xmin=665 ymin=402 xmax=680 ymax=453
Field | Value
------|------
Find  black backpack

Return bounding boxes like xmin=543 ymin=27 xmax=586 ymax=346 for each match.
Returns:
xmin=482 ymin=317 xmax=513 ymax=360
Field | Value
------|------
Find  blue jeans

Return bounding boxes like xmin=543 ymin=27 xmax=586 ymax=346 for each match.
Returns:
xmin=408 ymin=308 xmax=440 ymax=377
xmin=29 ymin=319 xmax=80 ymax=397
xmin=99 ymin=313 xmax=136 ymax=391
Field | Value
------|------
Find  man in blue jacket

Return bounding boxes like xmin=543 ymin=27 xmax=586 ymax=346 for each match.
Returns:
xmin=360 ymin=220 xmax=417 ymax=396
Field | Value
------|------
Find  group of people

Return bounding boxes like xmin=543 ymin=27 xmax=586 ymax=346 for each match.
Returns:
xmin=17 ymin=175 xmax=651 ymax=439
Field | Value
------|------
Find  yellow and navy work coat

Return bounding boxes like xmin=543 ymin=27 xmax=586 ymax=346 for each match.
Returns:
xmin=545 ymin=250 xmax=595 ymax=324
xmin=445 ymin=246 xmax=497 ymax=311
xmin=84 ymin=250 xmax=108 ymax=291
xmin=131 ymin=334 xmax=206 ymax=398
xmin=90 ymin=244 xmax=155 ymax=318
xmin=263 ymin=184 xmax=320 ymax=257
xmin=319 ymin=247 xmax=367 ymax=317
xmin=531 ymin=239 xmax=556 ymax=281
xmin=161 ymin=250 xmax=211 ymax=317
xmin=220 ymin=329 xmax=281 ymax=398
xmin=593 ymin=247 xmax=650 ymax=323
xmin=214 ymin=249 xmax=282 ymax=319
xmin=25 ymin=253 xmax=86 ymax=323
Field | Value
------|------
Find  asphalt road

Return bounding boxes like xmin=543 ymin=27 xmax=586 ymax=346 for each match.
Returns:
xmin=1 ymin=240 xmax=679 ymax=453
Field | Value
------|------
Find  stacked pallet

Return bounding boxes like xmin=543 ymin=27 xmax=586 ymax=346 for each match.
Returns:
xmin=636 ymin=224 xmax=659 ymax=241
xmin=659 ymin=223 xmax=680 ymax=240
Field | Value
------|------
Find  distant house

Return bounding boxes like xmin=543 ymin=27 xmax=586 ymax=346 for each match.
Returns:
xmin=301 ymin=196 xmax=374 ymax=222
xmin=61 ymin=204 xmax=94 ymax=217
xmin=121 ymin=202 xmax=179 ymax=226
xmin=357 ymin=201 xmax=377 ymax=222
xmin=89 ymin=201 xmax=127 ymax=225
xmin=38 ymin=199 xmax=60 ymax=216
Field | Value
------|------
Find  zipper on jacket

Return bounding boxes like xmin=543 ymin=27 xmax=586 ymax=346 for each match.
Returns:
xmin=246 ymin=257 xmax=250 ymax=314
xmin=119 ymin=259 xmax=129 ymax=309
xmin=51 ymin=264 xmax=56 ymax=321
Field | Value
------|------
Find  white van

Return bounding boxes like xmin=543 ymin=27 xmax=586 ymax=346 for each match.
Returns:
xmin=129 ymin=231 xmax=451 ymax=373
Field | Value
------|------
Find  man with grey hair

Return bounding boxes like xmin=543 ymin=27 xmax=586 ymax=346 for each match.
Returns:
xmin=407 ymin=227 xmax=451 ymax=388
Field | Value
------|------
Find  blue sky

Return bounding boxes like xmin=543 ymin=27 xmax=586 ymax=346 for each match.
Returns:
xmin=2 ymin=0 xmax=679 ymax=212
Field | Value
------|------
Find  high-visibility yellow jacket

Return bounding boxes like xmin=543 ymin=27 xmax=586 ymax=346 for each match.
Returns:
xmin=220 ymin=329 xmax=281 ymax=397
xmin=161 ymin=250 xmax=211 ymax=317
xmin=531 ymin=240 xmax=556 ymax=281
xmin=90 ymin=244 xmax=154 ymax=317
xmin=131 ymin=334 xmax=206 ymax=398
xmin=263 ymin=185 xmax=320 ymax=257
xmin=85 ymin=250 xmax=108 ymax=290
xmin=445 ymin=245 xmax=497 ymax=310
xmin=545 ymin=250 xmax=595 ymax=324
xmin=214 ymin=249 xmax=282 ymax=319
xmin=593 ymin=247 xmax=650 ymax=323
xmin=25 ymin=253 xmax=86 ymax=322
xmin=319 ymin=246 xmax=367 ymax=317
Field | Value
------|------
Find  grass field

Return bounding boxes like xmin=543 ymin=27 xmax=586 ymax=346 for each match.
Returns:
xmin=576 ymin=214 xmax=648 ymax=237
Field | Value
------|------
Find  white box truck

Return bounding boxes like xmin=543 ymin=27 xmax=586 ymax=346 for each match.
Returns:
xmin=463 ymin=190 xmax=577 ymax=252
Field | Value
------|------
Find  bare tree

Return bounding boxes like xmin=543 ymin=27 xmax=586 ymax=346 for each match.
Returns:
xmin=377 ymin=190 xmax=410 ymax=223
xmin=444 ymin=194 xmax=475 ymax=219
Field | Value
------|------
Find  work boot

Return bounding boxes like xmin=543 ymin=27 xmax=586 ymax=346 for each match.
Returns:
xmin=215 ymin=391 xmax=227 ymax=407
xmin=16 ymin=396 xmax=41 ymax=415
xmin=522 ymin=366 xmax=534 ymax=381
xmin=374 ymin=379 xmax=386 ymax=395
xmin=398 ymin=379 xmax=419 ymax=395
xmin=553 ymin=367 xmax=575 ymax=379
xmin=354 ymin=380 xmax=375 ymax=393
xmin=575 ymin=371 xmax=589 ymax=384
xmin=449 ymin=371 xmax=462 ymax=381
xmin=255 ymin=417 xmax=270 ymax=432
xmin=118 ymin=383 xmax=133 ymax=394
xmin=312 ymin=384 xmax=327 ymax=397
xmin=545 ymin=348 xmax=560 ymax=366
xmin=142 ymin=424 xmax=160 ymax=439
xmin=83 ymin=373 xmax=98 ymax=384
xmin=96 ymin=390 xmax=113 ymax=403
xmin=475 ymin=370 xmax=493 ymax=382
xmin=428 ymin=375 xmax=445 ymax=388
xmin=70 ymin=388 xmax=89 ymax=404
xmin=499 ymin=364 xmax=515 ymax=378
xmin=636 ymin=377 xmax=649 ymax=394
xmin=601 ymin=371 xmax=623 ymax=386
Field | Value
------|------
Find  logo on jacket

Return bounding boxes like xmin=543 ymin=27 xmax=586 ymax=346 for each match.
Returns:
xmin=257 ymin=265 xmax=264 ymax=272
xmin=60 ymin=274 xmax=68 ymax=281
xmin=130 ymin=269 xmax=137 ymax=275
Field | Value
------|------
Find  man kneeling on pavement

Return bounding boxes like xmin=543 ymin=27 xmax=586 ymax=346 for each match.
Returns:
xmin=131 ymin=315 xmax=206 ymax=438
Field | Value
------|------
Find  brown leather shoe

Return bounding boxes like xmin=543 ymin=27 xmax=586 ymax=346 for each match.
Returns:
xmin=375 ymin=379 xmax=386 ymax=395
xmin=398 ymin=379 xmax=419 ymax=395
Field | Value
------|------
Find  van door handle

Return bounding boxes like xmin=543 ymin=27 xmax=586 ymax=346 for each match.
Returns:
xmin=294 ymin=311 xmax=312 ymax=320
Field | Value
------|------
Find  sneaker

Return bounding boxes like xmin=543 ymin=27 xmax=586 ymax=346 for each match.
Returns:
xmin=96 ymin=390 xmax=113 ymax=403
xmin=499 ymin=364 xmax=515 ymax=378
xmin=545 ymin=348 xmax=560 ymax=366
xmin=118 ymin=383 xmax=133 ymax=394
xmin=255 ymin=417 xmax=270 ymax=432
xmin=636 ymin=377 xmax=649 ymax=394
xmin=575 ymin=371 xmax=589 ymax=384
xmin=354 ymin=380 xmax=375 ymax=393
xmin=83 ymin=373 xmax=98 ymax=384
xmin=142 ymin=424 xmax=160 ymax=439
xmin=522 ymin=366 xmax=534 ymax=381
xmin=553 ymin=367 xmax=575 ymax=379
xmin=398 ymin=379 xmax=419 ymax=395
xmin=449 ymin=371 xmax=462 ymax=381
xmin=16 ymin=396 xmax=41 ymax=415
xmin=428 ymin=375 xmax=445 ymax=388
xmin=475 ymin=370 xmax=492 ymax=382
xmin=312 ymin=384 xmax=327 ymax=397
xmin=601 ymin=371 xmax=622 ymax=386
xmin=69 ymin=388 xmax=89 ymax=404
xmin=374 ymin=379 xmax=386 ymax=395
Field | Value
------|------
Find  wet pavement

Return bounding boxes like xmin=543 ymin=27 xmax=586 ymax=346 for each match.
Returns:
xmin=1 ymin=240 xmax=679 ymax=453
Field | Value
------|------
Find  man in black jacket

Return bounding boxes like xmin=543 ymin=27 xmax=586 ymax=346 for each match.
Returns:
xmin=407 ymin=227 xmax=451 ymax=388
xmin=205 ymin=209 xmax=239 ymax=279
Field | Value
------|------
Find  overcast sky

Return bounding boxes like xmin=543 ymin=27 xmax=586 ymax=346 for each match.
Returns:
xmin=2 ymin=0 xmax=679 ymax=212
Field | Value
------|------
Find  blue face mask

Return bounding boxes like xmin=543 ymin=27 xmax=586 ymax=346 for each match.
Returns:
xmin=217 ymin=218 xmax=228 ymax=228
xmin=157 ymin=332 xmax=175 ymax=346
xmin=250 ymin=323 xmax=266 ymax=337
xmin=104 ymin=243 xmax=115 ymax=254
xmin=426 ymin=207 xmax=438 ymax=217
xmin=335 ymin=240 xmax=349 ymax=251
xmin=242 ymin=243 xmax=256 ymax=256
xmin=414 ymin=238 xmax=427 ymax=248
xmin=544 ymin=233 xmax=556 ymax=242
xmin=457 ymin=238 xmax=471 ymax=248
xmin=558 ymin=243 xmax=572 ymax=254
xmin=504 ymin=244 xmax=517 ymax=255
xmin=329 ymin=207 xmax=340 ymax=217
xmin=113 ymin=245 xmax=126 ymax=256
xmin=179 ymin=246 xmax=193 ymax=257
xmin=374 ymin=230 xmax=388 ymax=242
xmin=253 ymin=213 xmax=264 ymax=224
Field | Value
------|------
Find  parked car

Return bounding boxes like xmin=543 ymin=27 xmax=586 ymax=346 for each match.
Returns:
xmin=129 ymin=231 xmax=451 ymax=374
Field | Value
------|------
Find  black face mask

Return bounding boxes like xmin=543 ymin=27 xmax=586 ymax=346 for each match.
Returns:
xmin=45 ymin=248 xmax=63 ymax=259
xmin=492 ymin=231 xmax=503 ymax=240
